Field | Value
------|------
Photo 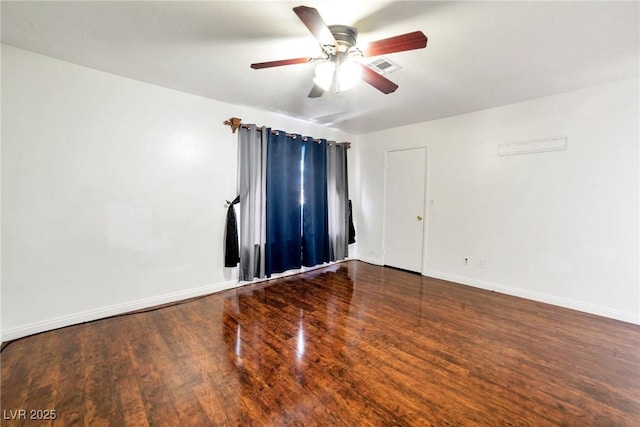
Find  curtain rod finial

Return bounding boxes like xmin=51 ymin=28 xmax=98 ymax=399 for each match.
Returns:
xmin=224 ymin=117 xmax=242 ymax=134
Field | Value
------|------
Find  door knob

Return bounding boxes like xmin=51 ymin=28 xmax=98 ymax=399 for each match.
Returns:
xmin=417 ymin=215 xmax=423 ymax=221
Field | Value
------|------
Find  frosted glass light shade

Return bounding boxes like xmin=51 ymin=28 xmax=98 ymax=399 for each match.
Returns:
xmin=314 ymin=61 xmax=335 ymax=91
xmin=338 ymin=60 xmax=361 ymax=91
xmin=314 ymin=59 xmax=362 ymax=92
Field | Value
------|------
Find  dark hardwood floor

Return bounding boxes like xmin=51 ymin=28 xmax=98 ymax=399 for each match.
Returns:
xmin=2 ymin=261 xmax=639 ymax=426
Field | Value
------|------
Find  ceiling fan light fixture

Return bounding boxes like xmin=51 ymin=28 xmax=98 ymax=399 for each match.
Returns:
xmin=313 ymin=58 xmax=361 ymax=93
xmin=337 ymin=59 xmax=361 ymax=91
xmin=313 ymin=61 xmax=335 ymax=91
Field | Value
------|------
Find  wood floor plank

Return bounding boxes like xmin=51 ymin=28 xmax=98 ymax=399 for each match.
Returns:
xmin=106 ymin=318 xmax=150 ymax=427
xmin=2 ymin=261 xmax=639 ymax=426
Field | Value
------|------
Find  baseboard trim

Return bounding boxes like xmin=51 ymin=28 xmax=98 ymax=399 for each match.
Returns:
xmin=6 ymin=263 xmax=636 ymax=341
xmin=422 ymin=269 xmax=640 ymax=325
xmin=353 ymin=255 xmax=383 ymax=266
xmin=2 ymin=261 xmax=353 ymax=342
xmin=238 ymin=259 xmax=348 ymax=286
xmin=1 ymin=279 xmax=238 ymax=342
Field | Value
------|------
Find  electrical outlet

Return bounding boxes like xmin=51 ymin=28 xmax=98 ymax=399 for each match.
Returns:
xmin=479 ymin=258 xmax=487 ymax=269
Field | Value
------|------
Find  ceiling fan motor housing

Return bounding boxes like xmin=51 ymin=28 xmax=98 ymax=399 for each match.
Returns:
xmin=329 ymin=25 xmax=358 ymax=52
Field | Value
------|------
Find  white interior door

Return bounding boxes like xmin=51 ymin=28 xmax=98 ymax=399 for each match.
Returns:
xmin=383 ymin=148 xmax=426 ymax=273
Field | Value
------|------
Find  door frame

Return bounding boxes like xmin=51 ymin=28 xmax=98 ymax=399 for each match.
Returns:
xmin=381 ymin=147 xmax=429 ymax=274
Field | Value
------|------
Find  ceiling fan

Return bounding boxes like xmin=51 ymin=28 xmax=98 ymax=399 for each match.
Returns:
xmin=250 ymin=5 xmax=428 ymax=98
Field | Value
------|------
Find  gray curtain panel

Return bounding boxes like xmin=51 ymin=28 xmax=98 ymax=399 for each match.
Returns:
xmin=326 ymin=142 xmax=349 ymax=261
xmin=237 ymin=125 xmax=268 ymax=281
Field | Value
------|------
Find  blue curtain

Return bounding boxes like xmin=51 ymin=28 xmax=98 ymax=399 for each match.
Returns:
xmin=265 ymin=131 xmax=303 ymax=277
xmin=302 ymin=139 xmax=329 ymax=267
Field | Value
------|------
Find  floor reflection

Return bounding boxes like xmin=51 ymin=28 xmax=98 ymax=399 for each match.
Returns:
xmin=221 ymin=265 xmax=354 ymax=415
xmin=3 ymin=261 xmax=637 ymax=425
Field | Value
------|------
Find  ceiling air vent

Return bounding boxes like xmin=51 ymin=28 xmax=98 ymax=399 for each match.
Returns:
xmin=367 ymin=57 xmax=401 ymax=75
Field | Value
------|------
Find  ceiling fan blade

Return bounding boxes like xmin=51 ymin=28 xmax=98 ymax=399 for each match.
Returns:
xmin=250 ymin=57 xmax=312 ymax=69
xmin=359 ymin=64 xmax=398 ymax=94
xmin=308 ymin=83 xmax=325 ymax=98
xmin=363 ymin=31 xmax=427 ymax=57
xmin=293 ymin=6 xmax=336 ymax=48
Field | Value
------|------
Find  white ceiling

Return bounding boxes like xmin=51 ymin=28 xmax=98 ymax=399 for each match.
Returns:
xmin=2 ymin=1 xmax=638 ymax=134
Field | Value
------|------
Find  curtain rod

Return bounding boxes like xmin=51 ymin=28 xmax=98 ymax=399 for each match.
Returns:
xmin=223 ymin=117 xmax=351 ymax=148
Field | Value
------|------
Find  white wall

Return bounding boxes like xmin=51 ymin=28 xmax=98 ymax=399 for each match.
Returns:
xmin=352 ymin=78 xmax=639 ymax=324
xmin=3 ymin=44 xmax=637 ymax=341
xmin=1 ymin=45 xmax=354 ymax=340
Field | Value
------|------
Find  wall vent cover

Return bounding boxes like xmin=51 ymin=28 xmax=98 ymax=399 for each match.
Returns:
xmin=499 ymin=136 xmax=568 ymax=156
xmin=367 ymin=57 xmax=401 ymax=75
